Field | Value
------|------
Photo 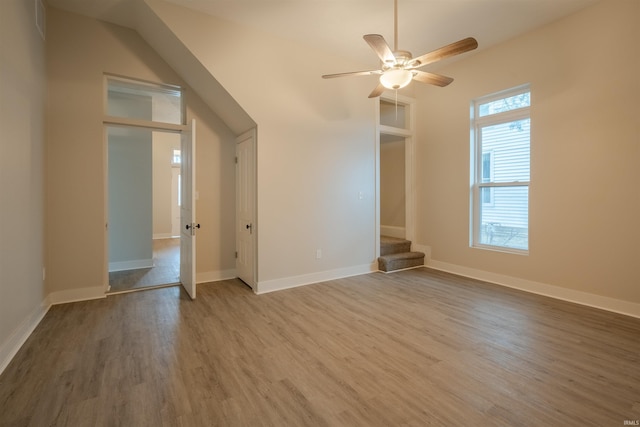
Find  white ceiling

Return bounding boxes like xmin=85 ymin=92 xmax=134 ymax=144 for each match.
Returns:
xmin=48 ymin=0 xmax=600 ymax=68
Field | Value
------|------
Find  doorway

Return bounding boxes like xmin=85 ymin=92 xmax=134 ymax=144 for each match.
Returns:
xmin=106 ymin=126 xmax=182 ymax=293
xmin=380 ymin=134 xmax=406 ymax=239
xmin=376 ymin=94 xmax=415 ymax=257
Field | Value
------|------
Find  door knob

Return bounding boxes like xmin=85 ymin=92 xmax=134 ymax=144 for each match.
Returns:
xmin=246 ymin=223 xmax=253 ymax=233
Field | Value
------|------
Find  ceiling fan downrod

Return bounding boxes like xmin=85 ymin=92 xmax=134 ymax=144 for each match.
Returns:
xmin=393 ymin=0 xmax=399 ymax=52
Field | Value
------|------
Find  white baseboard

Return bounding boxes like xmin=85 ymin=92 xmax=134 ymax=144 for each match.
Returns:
xmin=257 ymin=263 xmax=377 ymax=295
xmin=196 ymin=269 xmax=237 ymax=284
xmin=427 ymin=259 xmax=640 ymax=319
xmin=153 ymin=233 xmax=177 ymax=239
xmin=380 ymin=225 xmax=406 ymax=239
xmin=0 ymin=299 xmax=50 ymax=376
xmin=109 ymin=259 xmax=154 ymax=272
xmin=48 ymin=285 xmax=106 ymax=306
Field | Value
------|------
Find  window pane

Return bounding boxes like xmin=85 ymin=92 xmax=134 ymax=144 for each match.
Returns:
xmin=107 ymin=78 xmax=183 ymax=125
xmin=480 ymin=118 xmax=530 ymax=183
xmin=172 ymin=149 xmax=181 ymax=164
xmin=478 ymin=92 xmax=530 ymax=117
xmin=481 ymin=187 xmax=492 ymax=204
xmin=478 ymin=186 xmax=528 ymax=250
xmin=380 ymin=100 xmax=408 ymax=129
xmin=481 ymin=152 xmax=491 ymax=181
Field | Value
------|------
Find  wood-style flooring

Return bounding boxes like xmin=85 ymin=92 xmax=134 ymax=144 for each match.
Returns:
xmin=1 ymin=268 xmax=639 ymax=426
xmin=108 ymin=238 xmax=180 ymax=293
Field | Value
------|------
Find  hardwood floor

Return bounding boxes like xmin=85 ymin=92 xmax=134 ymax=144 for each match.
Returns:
xmin=108 ymin=238 xmax=180 ymax=293
xmin=1 ymin=268 xmax=639 ymax=426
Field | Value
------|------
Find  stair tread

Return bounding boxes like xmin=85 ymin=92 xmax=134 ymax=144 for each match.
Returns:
xmin=380 ymin=236 xmax=410 ymax=245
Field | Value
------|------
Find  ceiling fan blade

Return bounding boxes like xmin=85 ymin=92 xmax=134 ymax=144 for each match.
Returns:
xmin=368 ymin=83 xmax=386 ymax=98
xmin=363 ymin=34 xmax=395 ymax=64
xmin=369 ymin=83 xmax=386 ymax=98
xmin=412 ymin=70 xmax=454 ymax=87
xmin=322 ymin=69 xmax=382 ymax=79
xmin=408 ymin=37 xmax=478 ymax=69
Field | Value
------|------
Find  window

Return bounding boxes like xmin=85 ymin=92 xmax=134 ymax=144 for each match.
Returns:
xmin=172 ymin=149 xmax=181 ymax=166
xmin=471 ymin=85 xmax=530 ymax=252
xmin=106 ymin=76 xmax=184 ymax=125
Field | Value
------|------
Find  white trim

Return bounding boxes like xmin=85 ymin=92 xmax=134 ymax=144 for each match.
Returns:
xmin=153 ymin=233 xmax=177 ymax=240
xmin=382 ymin=265 xmax=424 ymax=274
xmin=103 ymin=116 xmax=184 ymax=132
xmin=109 ymin=259 xmax=154 ymax=272
xmin=374 ymin=101 xmax=381 ymax=260
xmin=256 ymin=263 xmax=377 ymax=295
xmin=0 ymin=299 xmax=50 ymax=376
xmin=48 ymin=286 xmax=106 ymax=305
xmin=427 ymin=259 xmax=640 ymax=319
xmin=107 ymin=283 xmax=179 ymax=296
xmin=196 ymin=269 xmax=237 ymax=284
xmin=380 ymin=225 xmax=406 ymax=239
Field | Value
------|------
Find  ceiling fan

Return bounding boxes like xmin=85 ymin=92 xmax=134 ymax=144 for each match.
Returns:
xmin=322 ymin=0 xmax=478 ymax=98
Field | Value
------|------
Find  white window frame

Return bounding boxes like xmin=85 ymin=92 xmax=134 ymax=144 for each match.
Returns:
xmin=470 ymin=84 xmax=530 ymax=254
xmin=103 ymin=74 xmax=185 ymax=130
xmin=481 ymin=150 xmax=494 ymax=206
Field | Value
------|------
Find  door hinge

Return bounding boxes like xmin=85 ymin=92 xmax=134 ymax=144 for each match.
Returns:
xmin=235 ymin=157 xmax=238 ymax=164
xmin=235 ymin=251 xmax=238 ymax=258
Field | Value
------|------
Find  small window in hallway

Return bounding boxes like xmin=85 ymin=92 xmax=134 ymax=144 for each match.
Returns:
xmin=106 ymin=76 xmax=184 ymax=125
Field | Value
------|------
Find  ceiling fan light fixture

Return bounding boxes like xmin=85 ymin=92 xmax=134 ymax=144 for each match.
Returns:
xmin=380 ymin=68 xmax=412 ymax=90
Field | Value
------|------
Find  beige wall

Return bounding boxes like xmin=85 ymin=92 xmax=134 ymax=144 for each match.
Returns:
xmin=46 ymin=7 xmax=236 ymax=295
xmin=108 ymin=128 xmax=153 ymax=266
xmin=415 ymin=0 xmax=640 ymax=304
xmin=0 ymin=0 xmax=47 ymax=368
xmin=146 ymin=0 xmax=378 ymax=286
xmin=380 ymin=138 xmax=406 ymax=228
xmin=152 ymin=131 xmax=180 ymax=238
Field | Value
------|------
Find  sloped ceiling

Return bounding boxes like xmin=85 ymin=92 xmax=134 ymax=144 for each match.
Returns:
xmin=46 ymin=0 xmax=600 ymax=134
xmin=48 ymin=0 xmax=600 ymax=68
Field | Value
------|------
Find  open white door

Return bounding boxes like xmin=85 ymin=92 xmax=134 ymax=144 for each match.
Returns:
xmin=236 ymin=129 xmax=256 ymax=289
xmin=180 ymin=119 xmax=197 ymax=299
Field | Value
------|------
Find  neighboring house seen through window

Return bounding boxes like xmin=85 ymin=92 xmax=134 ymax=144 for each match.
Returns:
xmin=471 ymin=85 xmax=530 ymax=252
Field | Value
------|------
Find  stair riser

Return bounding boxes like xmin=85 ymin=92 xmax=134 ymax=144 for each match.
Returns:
xmin=380 ymin=242 xmax=411 ymax=256
xmin=379 ymin=256 xmax=424 ymax=272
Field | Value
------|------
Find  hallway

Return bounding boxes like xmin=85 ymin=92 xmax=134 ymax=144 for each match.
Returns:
xmin=108 ymin=238 xmax=180 ymax=293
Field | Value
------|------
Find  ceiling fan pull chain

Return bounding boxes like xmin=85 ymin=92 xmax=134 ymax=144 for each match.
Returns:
xmin=395 ymin=89 xmax=399 ymax=119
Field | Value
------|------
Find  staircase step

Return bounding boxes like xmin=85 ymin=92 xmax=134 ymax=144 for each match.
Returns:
xmin=380 ymin=236 xmax=412 ymax=256
xmin=378 ymin=251 xmax=425 ymax=272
